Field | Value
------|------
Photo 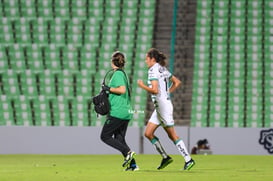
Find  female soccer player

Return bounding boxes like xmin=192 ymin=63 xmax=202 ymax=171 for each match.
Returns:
xmin=137 ymin=48 xmax=195 ymax=170
xmin=100 ymin=51 xmax=138 ymax=171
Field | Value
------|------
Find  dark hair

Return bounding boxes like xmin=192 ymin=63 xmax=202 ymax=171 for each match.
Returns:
xmin=197 ymin=139 xmax=208 ymax=147
xmin=147 ymin=48 xmax=167 ymax=66
xmin=111 ymin=51 xmax=125 ymax=68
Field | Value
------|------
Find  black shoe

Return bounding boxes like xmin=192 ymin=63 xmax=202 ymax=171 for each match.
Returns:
xmin=122 ymin=151 xmax=136 ymax=167
xmin=157 ymin=156 xmax=173 ymax=170
xmin=124 ymin=164 xmax=139 ymax=171
xmin=184 ymin=159 xmax=195 ymax=170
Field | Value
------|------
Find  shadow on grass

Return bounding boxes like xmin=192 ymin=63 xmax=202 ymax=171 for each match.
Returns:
xmin=136 ymin=169 xmax=197 ymax=174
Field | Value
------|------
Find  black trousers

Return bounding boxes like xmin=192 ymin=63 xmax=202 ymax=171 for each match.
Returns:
xmin=100 ymin=116 xmax=130 ymax=157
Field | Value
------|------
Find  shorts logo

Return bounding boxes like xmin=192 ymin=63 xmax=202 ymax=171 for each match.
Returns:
xmin=259 ymin=129 xmax=273 ymax=154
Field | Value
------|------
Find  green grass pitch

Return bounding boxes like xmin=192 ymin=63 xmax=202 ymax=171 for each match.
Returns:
xmin=0 ymin=154 xmax=272 ymax=181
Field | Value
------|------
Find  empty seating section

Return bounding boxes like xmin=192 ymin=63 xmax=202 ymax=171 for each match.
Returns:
xmin=192 ymin=0 xmax=273 ymax=128
xmin=0 ymin=0 xmax=156 ymax=127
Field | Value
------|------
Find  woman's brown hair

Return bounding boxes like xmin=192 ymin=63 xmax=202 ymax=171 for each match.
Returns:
xmin=111 ymin=51 xmax=125 ymax=68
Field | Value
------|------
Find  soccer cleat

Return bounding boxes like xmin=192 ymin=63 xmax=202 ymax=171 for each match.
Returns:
xmin=184 ymin=159 xmax=195 ymax=170
xmin=157 ymin=156 xmax=173 ymax=170
xmin=124 ymin=164 xmax=139 ymax=171
xmin=122 ymin=151 xmax=136 ymax=167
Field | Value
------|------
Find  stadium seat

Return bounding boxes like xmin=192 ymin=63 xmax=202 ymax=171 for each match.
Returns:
xmin=33 ymin=95 xmax=50 ymax=126
xmin=192 ymin=0 xmax=272 ymax=127
xmin=0 ymin=0 xmax=157 ymax=127
xmin=0 ymin=95 xmax=12 ymax=126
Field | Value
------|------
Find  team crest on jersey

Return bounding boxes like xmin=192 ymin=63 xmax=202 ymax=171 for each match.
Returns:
xmin=259 ymin=129 xmax=273 ymax=154
xmin=158 ymin=67 xmax=165 ymax=73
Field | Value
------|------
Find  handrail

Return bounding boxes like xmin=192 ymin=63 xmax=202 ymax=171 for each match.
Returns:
xmin=170 ymin=0 xmax=178 ymax=74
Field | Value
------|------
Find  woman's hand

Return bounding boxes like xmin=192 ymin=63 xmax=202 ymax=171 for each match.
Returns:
xmin=137 ymin=79 xmax=158 ymax=94
xmin=137 ymin=80 xmax=145 ymax=88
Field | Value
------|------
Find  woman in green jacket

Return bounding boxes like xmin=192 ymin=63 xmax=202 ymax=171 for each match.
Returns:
xmin=100 ymin=51 xmax=138 ymax=171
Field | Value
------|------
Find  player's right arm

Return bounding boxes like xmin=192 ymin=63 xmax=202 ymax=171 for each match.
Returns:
xmin=137 ymin=79 xmax=159 ymax=94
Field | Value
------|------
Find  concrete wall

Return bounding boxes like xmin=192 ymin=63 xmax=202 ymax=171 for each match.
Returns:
xmin=0 ymin=126 xmax=271 ymax=155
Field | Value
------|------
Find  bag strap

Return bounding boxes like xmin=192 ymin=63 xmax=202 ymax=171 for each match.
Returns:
xmin=102 ymin=69 xmax=114 ymax=86
xmin=117 ymin=69 xmax=131 ymax=98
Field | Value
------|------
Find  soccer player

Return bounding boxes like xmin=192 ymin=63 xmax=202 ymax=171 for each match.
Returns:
xmin=100 ymin=51 xmax=138 ymax=171
xmin=137 ymin=48 xmax=195 ymax=170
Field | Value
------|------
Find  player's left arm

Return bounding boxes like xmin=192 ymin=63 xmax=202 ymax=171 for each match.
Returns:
xmin=169 ymin=75 xmax=181 ymax=93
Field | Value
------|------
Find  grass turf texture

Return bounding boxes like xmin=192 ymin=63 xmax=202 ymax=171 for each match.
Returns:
xmin=0 ymin=155 xmax=272 ymax=181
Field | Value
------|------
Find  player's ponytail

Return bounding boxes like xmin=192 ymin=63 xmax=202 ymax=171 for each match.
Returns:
xmin=147 ymin=48 xmax=166 ymax=67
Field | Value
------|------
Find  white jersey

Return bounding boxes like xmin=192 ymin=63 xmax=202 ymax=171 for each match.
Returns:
xmin=147 ymin=63 xmax=174 ymax=126
xmin=148 ymin=63 xmax=172 ymax=102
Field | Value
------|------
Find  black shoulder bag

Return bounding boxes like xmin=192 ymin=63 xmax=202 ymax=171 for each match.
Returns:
xmin=92 ymin=69 xmax=113 ymax=116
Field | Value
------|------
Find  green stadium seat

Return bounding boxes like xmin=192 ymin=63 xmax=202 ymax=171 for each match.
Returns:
xmin=102 ymin=18 xmax=119 ymax=35
xmin=89 ymin=9 xmax=103 ymax=21
xmin=84 ymin=18 xmax=100 ymax=45
xmin=54 ymin=7 xmax=69 ymax=19
xmin=67 ymin=18 xmax=83 ymax=46
xmin=20 ymin=0 xmax=36 ymax=18
xmin=192 ymin=0 xmax=271 ymax=128
xmin=20 ymin=70 xmax=38 ymax=98
xmin=43 ymin=45 xmax=61 ymax=72
xmin=80 ymin=45 xmax=96 ymax=73
xmin=70 ymin=0 xmax=87 ymax=19
xmin=0 ymin=95 xmax=10 ymax=125
xmin=26 ymin=44 xmax=44 ymax=72
xmin=33 ymin=95 xmax=50 ymax=126
xmin=76 ymin=70 xmax=92 ymax=98
xmin=14 ymin=18 xmax=31 ymax=45
xmin=37 ymin=0 xmax=53 ymax=19
xmin=4 ymin=2 xmax=20 ymax=19
xmin=4 ymin=69 xmax=21 ymax=97
xmin=62 ymin=45 xmax=80 ymax=72
xmin=40 ymin=69 xmax=56 ymax=98
xmin=191 ymin=103 xmax=208 ymax=127
xmin=1 ymin=18 xmax=13 ymax=45
xmin=246 ymin=94 xmax=263 ymax=128
xmin=228 ymin=109 xmax=245 ymax=127
xmin=49 ymin=18 xmax=66 ymax=45
xmin=106 ymin=0 xmax=121 ymax=9
xmin=9 ymin=45 xmax=26 ymax=72
xmin=123 ymin=0 xmax=138 ymax=9
xmin=71 ymin=96 xmax=89 ymax=126
xmin=47 ymin=97 xmax=60 ymax=126
xmin=31 ymin=18 xmax=48 ymax=45
xmin=105 ymin=8 xmax=120 ymax=18
xmin=0 ymin=0 xmax=156 ymax=127
xmin=57 ymin=69 xmax=75 ymax=99
xmin=20 ymin=95 xmax=33 ymax=126
xmin=209 ymin=107 xmax=226 ymax=127
xmin=0 ymin=48 xmax=7 ymax=71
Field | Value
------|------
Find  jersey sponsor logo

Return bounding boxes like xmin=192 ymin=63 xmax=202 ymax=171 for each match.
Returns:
xmin=259 ymin=128 xmax=273 ymax=154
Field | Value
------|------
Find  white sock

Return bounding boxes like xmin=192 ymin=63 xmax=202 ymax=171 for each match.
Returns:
xmin=175 ymin=139 xmax=191 ymax=162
